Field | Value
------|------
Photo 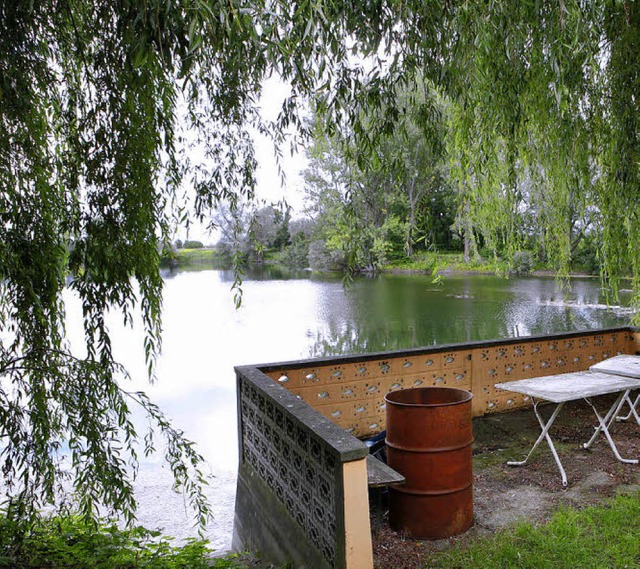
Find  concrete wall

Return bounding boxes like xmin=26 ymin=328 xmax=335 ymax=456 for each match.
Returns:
xmin=233 ymin=365 xmax=372 ymax=569
xmin=261 ymin=327 xmax=636 ymax=439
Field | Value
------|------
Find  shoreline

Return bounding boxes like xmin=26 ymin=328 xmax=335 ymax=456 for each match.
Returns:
xmin=381 ymin=266 xmax=601 ymax=279
xmin=166 ymin=248 xmax=625 ymax=285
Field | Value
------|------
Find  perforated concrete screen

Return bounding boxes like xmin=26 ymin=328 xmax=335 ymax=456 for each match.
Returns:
xmin=263 ymin=328 xmax=636 ymax=438
xmin=235 ymin=327 xmax=638 ymax=569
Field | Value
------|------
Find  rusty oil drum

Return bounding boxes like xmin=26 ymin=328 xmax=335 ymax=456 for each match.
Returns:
xmin=385 ymin=387 xmax=473 ymax=539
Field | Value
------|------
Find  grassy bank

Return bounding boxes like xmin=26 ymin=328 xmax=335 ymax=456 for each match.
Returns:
xmin=162 ymin=247 xmax=228 ymax=269
xmin=385 ymin=250 xmax=605 ymax=279
xmin=164 ymin=248 xmax=598 ymax=279
xmin=385 ymin=251 xmax=510 ymax=275
xmin=431 ymin=492 xmax=640 ymax=568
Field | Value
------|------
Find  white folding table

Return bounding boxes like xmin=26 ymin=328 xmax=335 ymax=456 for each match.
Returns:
xmin=495 ymin=370 xmax=640 ymax=486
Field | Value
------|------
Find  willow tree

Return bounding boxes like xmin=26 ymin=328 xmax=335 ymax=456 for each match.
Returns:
xmin=0 ymin=0 xmax=381 ymax=528
xmin=313 ymin=3 xmax=640 ymax=291
xmin=1 ymin=0 xmax=639 ymax=533
xmin=422 ymin=2 xmax=640 ymax=294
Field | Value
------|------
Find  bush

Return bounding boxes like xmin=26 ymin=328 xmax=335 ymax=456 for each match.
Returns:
xmin=510 ymin=250 xmax=534 ymax=275
xmin=308 ymin=239 xmax=346 ymax=271
xmin=371 ymin=235 xmax=393 ymax=269
xmin=284 ymin=232 xmax=310 ymax=267
xmin=183 ymin=240 xmax=204 ymax=249
xmin=0 ymin=514 xmax=248 ymax=569
xmin=571 ymin=238 xmax=601 ymax=275
xmin=160 ymin=243 xmax=178 ymax=267
xmin=380 ymin=216 xmax=409 ymax=263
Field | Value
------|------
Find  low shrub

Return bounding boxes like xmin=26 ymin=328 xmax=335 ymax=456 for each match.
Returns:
xmin=0 ymin=515 xmax=248 ymax=569
xmin=183 ymin=240 xmax=204 ymax=249
xmin=510 ymin=250 xmax=535 ymax=275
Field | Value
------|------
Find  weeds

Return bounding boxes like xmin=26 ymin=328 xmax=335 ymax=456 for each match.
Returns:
xmin=0 ymin=515 xmax=248 ymax=568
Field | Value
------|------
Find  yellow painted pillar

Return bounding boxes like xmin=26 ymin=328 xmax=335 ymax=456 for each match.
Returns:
xmin=342 ymin=458 xmax=374 ymax=569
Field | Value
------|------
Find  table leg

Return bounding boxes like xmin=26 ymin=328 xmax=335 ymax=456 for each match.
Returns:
xmin=583 ymin=392 xmax=639 ymax=465
xmin=615 ymin=392 xmax=640 ymax=424
xmin=507 ymin=400 xmax=568 ymax=487
xmin=583 ymin=391 xmax=627 ymax=449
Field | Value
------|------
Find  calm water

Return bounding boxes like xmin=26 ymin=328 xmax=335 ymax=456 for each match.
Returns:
xmin=63 ymin=268 xmax=632 ymax=551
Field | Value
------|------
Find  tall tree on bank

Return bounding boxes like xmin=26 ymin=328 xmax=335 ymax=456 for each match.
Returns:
xmin=303 ymin=85 xmax=454 ymax=270
xmin=1 ymin=0 xmax=640 ymax=532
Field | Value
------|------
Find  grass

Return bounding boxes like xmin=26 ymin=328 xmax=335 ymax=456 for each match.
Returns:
xmin=431 ymin=492 xmax=640 ymax=568
xmin=10 ymin=494 xmax=639 ymax=568
xmin=0 ymin=515 xmax=250 ymax=569
xmin=166 ymin=248 xmax=228 ymax=269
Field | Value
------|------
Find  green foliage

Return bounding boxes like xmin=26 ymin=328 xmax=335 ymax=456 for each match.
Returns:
xmin=308 ymin=240 xmax=342 ymax=272
xmin=161 ymin=244 xmax=179 ymax=267
xmin=432 ymin=493 xmax=640 ymax=568
xmin=0 ymin=514 xmax=246 ymax=569
xmin=387 ymin=251 xmax=507 ymax=275
xmin=159 ymin=248 xmax=228 ymax=270
xmin=3 ymin=0 xmax=640 ymax=541
xmin=284 ymin=231 xmax=311 ymax=268
xmin=571 ymin=235 xmax=602 ymax=275
xmin=177 ymin=248 xmax=226 ymax=266
xmin=1 ymin=0 xmax=415 ymax=533
xmin=379 ymin=216 xmax=409 ymax=263
xmin=272 ymin=205 xmax=292 ymax=251
xmin=439 ymin=2 xmax=640 ymax=296
xmin=303 ymin=84 xmax=455 ymax=272
xmin=214 ymin=202 xmax=294 ymax=265
xmin=183 ymin=241 xmax=204 ymax=250
xmin=510 ymin=251 xmax=535 ymax=276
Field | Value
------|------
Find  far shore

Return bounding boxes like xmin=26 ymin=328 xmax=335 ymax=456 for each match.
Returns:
xmin=165 ymin=247 xmax=625 ymax=283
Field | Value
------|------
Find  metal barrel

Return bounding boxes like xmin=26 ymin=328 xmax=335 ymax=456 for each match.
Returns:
xmin=385 ymin=387 xmax=474 ymax=539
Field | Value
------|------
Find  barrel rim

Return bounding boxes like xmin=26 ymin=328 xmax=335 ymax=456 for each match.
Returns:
xmin=384 ymin=386 xmax=473 ymax=407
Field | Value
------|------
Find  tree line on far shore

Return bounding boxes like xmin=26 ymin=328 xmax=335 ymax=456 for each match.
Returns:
xmin=190 ymin=88 xmax=603 ymax=277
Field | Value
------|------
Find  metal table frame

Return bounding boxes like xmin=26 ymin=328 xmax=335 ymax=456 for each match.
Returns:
xmin=590 ymin=355 xmax=640 ymax=423
xmin=616 ymin=393 xmax=640 ymax=422
xmin=495 ymin=371 xmax=640 ymax=486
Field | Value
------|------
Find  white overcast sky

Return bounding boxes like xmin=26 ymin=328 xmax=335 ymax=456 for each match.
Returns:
xmin=178 ymin=78 xmax=309 ymax=244
xmin=252 ymin=79 xmax=308 ymax=211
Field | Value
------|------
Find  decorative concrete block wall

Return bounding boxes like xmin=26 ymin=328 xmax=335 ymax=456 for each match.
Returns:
xmin=233 ymin=366 xmax=372 ymax=569
xmin=262 ymin=327 xmax=635 ymax=438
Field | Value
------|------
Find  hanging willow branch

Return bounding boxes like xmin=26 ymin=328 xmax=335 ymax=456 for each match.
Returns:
xmin=1 ymin=0 xmax=640 ymax=532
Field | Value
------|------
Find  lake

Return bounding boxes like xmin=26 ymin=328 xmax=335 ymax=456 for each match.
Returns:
xmin=63 ymin=268 xmax=632 ymax=551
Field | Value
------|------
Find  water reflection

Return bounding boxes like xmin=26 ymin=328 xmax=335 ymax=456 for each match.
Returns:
xmin=306 ymin=274 xmax=631 ymax=357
